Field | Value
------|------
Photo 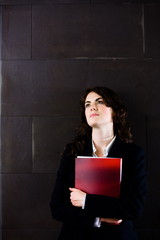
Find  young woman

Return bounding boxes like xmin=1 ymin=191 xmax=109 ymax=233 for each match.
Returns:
xmin=50 ymin=86 xmax=147 ymax=240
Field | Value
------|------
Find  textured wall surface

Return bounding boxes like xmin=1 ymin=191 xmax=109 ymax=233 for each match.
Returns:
xmin=0 ymin=0 xmax=160 ymax=239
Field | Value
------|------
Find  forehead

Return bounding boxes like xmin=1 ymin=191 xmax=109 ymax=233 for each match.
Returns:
xmin=85 ymin=91 xmax=102 ymax=102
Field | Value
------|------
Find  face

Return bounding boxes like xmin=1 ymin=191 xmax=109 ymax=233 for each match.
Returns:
xmin=84 ymin=91 xmax=114 ymax=128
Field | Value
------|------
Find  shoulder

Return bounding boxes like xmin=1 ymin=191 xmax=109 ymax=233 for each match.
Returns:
xmin=117 ymin=139 xmax=146 ymax=176
xmin=128 ymin=142 xmax=144 ymax=158
xmin=62 ymin=137 xmax=92 ymax=157
xmin=61 ymin=143 xmax=75 ymax=157
xmin=117 ymin=137 xmax=145 ymax=159
xmin=126 ymin=142 xmax=144 ymax=154
xmin=57 ymin=143 xmax=75 ymax=172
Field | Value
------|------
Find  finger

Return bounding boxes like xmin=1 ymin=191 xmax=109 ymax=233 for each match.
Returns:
xmin=71 ymin=200 xmax=81 ymax=207
xmin=117 ymin=219 xmax=122 ymax=224
xmin=69 ymin=187 xmax=78 ymax=192
xmin=70 ymin=191 xmax=77 ymax=200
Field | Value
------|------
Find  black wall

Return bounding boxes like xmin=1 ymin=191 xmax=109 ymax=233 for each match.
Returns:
xmin=0 ymin=0 xmax=160 ymax=239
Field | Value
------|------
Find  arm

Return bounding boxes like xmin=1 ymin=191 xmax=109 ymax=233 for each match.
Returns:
xmin=84 ymin=146 xmax=147 ymax=220
xmin=69 ymin=187 xmax=122 ymax=225
xmin=50 ymin=144 xmax=96 ymax=227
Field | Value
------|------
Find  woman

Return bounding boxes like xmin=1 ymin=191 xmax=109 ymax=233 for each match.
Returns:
xmin=50 ymin=86 xmax=147 ymax=240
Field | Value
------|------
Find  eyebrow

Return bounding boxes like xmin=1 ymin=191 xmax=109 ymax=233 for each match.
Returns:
xmin=85 ymin=97 xmax=103 ymax=104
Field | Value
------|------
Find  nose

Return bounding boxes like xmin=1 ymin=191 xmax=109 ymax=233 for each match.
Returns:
xmin=90 ymin=103 xmax=97 ymax=111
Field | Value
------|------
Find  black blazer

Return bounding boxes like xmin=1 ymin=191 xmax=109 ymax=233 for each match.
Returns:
xmin=50 ymin=136 xmax=147 ymax=240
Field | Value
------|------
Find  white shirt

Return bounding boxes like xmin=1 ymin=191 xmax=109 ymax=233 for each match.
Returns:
xmin=92 ymin=135 xmax=116 ymax=158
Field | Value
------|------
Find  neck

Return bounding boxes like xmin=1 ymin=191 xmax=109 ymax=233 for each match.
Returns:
xmin=92 ymin=123 xmax=114 ymax=152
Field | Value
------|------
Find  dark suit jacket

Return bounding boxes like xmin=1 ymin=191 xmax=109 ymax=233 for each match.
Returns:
xmin=50 ymin=136 xmax=147 ymax=240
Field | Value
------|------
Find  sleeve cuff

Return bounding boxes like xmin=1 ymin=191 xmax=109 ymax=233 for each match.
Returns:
xmin=94 ymin=217 xmax=101 ymax=228
xmin=82 ymin=194 xmax=87 ymax=209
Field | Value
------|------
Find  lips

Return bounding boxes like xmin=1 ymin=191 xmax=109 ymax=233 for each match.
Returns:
xmin=90 ymin=113 xmax=99 ymax=118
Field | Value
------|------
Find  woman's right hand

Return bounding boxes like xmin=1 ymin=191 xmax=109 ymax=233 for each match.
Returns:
xmin=100 ymin=218 xmax=122 ymax=225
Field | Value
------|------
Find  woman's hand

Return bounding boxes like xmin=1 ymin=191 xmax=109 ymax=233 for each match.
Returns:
xmin=69 ymin=188 xmax=86 ymax=207
xmin=100 ymin=217 xmax=122 ymax=225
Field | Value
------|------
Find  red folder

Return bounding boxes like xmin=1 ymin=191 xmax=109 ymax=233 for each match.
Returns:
xmin=75 ymin=157 xmax=122 ymax=198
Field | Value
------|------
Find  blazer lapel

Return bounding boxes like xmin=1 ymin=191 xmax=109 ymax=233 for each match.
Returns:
xmin=81 ymin=136 xmax=126 ymax=158
xmin=107 ymin=136 xmax=124 ymax=158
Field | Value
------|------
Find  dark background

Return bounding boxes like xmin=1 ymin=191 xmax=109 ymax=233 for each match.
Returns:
xmin=0 ymin=0 xmax=160 ymax=239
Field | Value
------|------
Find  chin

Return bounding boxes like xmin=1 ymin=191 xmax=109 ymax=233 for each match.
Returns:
xmin=87 ymin=122 xmax=98 ymax=128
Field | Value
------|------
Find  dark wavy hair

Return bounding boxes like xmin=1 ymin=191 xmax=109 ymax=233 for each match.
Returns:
xmin=71 ymin=86 xmax=133 ymax=155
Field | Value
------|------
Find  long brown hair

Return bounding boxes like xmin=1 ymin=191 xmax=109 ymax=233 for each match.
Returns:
xmin=71 ymin=86 xmax=132 ymax=155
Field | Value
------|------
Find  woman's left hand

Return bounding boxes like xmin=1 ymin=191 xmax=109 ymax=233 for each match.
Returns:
xmin=100 ymin=217 xmax=122 ymax=225
xmin=69 ymin=188 xmax=86 ymax=207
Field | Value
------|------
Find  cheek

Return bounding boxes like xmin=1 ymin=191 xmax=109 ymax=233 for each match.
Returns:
xmin=103 ymin=108 xmax=113 ymax=119
xmin=85 ymin=109 xmax=89 ymax=121
xmin=85 ymin=109 xmax=87 ymax=118
xmin=85 ymin=110 xmax=92 ymax=126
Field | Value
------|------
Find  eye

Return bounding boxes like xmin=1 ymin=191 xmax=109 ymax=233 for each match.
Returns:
xmin=97 ymin=99 xmax=104 ymax=104
xmin=85 ymin=103 xmax=90 ymax=109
